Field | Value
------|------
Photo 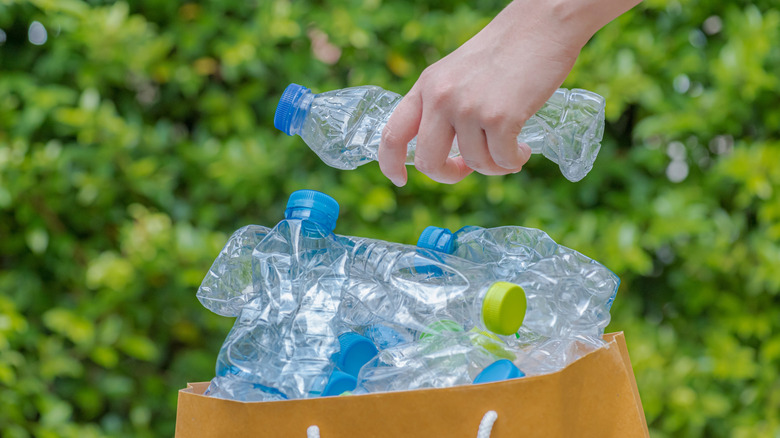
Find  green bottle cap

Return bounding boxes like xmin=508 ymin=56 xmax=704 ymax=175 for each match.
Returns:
xmin=481 ymin=281 xmax=527 ymax=336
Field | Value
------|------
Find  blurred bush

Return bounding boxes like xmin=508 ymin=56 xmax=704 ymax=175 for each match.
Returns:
xmin=0 ymin=0 xmax=778 ymax=436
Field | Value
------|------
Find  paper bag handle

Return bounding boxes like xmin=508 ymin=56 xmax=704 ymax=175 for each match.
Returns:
xmin=306 ymin=410 xmax=499 ymax=438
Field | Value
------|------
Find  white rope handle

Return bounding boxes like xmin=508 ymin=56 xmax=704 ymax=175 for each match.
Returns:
xmin=306 ymin=409 xmax=498 ymax=438
xmin=477 ymin=410 xmax=499 ymax=438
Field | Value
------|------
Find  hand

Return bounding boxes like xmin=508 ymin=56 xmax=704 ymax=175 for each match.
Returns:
xmin=378 ymin=0 xmax=640 ymax=186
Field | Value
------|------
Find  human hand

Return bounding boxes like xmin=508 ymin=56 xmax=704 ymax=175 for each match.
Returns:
xmin=378 ymin=0 xmax=641 ymax=186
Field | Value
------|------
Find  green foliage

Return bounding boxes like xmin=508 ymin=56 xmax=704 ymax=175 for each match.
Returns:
xmin=1 ymin=0 xmax=778 ymax=436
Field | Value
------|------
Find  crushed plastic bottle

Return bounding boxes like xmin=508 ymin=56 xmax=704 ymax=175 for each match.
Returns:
xmin=205 ymin=190 xmax=350 ymax=401
xmin=417 ymin=225 xmax=620 ymax=339
xmin=197 ymin=224 xmax=271 ymax=317
xmin=418 ymin=225 xmax=559 ymax=272
xmin=356 ymin=331 xmax=499 ymax=394
xmin=274 ymin=84 xmax=606 ymax=182
xmin=335 ymin=237 xmax=528 ymax=338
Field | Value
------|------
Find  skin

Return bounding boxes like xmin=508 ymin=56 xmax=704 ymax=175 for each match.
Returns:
xmin=378 ymin=0 xmax=643 ymax=186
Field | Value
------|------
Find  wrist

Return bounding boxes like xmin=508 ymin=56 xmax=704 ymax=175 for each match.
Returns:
xmin=536 ymin=0 xmax=643 ymax=48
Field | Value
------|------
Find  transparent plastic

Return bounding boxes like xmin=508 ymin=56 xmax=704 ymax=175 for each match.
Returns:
xmin=336 ymin=237 xmax=523 ymax=338
xmin=280 ymin=85 xmax=606 ymax=182
xmin=196 ymin=225 xmax=271 ymax=317
xmin=204 ymin=219 xmax=350 ymax=401
xmin=419 ymin=226 xmax=620 ymax=339
xmin=197 ymin=214 xmax=619 ymax=399
xmin=355 ymin=332 xmax=605 ymax=395
xmin=356 ymin=331 xmax=499 ymax=394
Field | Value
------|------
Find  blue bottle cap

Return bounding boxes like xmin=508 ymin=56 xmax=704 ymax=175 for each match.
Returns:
xmin=322 ymin=370 xmax=357 ymax=397
xmin=364 ymin=325 xmax=409 ymax=350
xmin=274 ymin=83 xmax=311 ymax=135
xmin=284 ymin=190 xmax=339 ymax=233
xmin=473 ymin=359 xmax=525 ymax=384
xmin=337 ymin=332 xmax=379 ymax=377
xmin=417 ymin=226 xmax=455 ymax=254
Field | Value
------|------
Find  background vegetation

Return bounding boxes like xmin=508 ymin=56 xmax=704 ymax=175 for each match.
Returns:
xmin=1 ymin=0 xmax=778 ymax=436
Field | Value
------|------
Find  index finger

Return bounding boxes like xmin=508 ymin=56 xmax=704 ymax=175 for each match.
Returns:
xmin=379 ymin=92 xmax=422 ymax=187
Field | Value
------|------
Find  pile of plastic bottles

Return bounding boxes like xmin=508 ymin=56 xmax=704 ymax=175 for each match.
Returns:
xmin=197 ymin=190 xmax=620 ymax=402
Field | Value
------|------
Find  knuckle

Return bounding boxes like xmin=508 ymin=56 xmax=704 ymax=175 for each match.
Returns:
xmin=481 ymin=111 xmax=509 ymax=129
xmin=381 ymin=125 xmax=403 ymax=148
xmin=482 ymin=110 xmax=528 ymax=134
xmin=419 ymin=65 xmax=436 ymax=81
xmin=427 ymin=83 xmax=456 ymax=108
xmin=455 ymin=103 xmax=479 ymax=121
xmin=493 ymin=147 xmax=525 ymax=170
xmin=413 ymin=156 xmax=439 ymax=174
xmin=495 ymin=158 xmax=520 ymax=170
xmin=510 ymin=116 xmax=530 ymax=134
xmin=462 ymin=157 xmax=487 ymax=171
xmin=461 ymin=159 xmax=478 ymax=170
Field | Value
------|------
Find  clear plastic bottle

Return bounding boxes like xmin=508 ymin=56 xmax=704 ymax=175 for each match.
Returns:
xmin=206 ymin=190 xmax=350 ymax=401
xmin=274 ymin=83 xmax=606 ymax=182
xmin=197 ymin=224 xmax=271 ymax=317
xmin=356 ymin=331 xmax=499 ymax=394
xmin=336 ymin=236 xmax=528 ymax=337
xmin=417 ymin=225 xmax=620 ymax=339
xmin=418 ymin=225 xmax=559 ymax=273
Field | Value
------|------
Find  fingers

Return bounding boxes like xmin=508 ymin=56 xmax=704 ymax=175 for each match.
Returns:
xmin=381 ymin=81 xmax=534 ymax=185
xmin=457 ymin=120 xmax=523 ymax=176
xmin=484 ymin=117 xmax=532 ymax=171
xmin=413 ymin=107 xmax=473 ymax=184
xmin=379 ymin=92 xmax=422 ymax=187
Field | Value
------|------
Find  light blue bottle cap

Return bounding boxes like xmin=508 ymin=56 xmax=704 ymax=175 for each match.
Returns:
xmin=337 ymin=332 xmax=378 ymax=377
xmin=274 ymin=83 xmax=311 ymax=135
xmin=284 ymin=190 xmax=339 ymax=233
xmin=473 ymin=359 xmax=525 ymax=384
xmin=417 ymin=226 xmax=455 ymax=254
xmin=364 ymin=325 xmax=409 ymax=350
xmin=322 ymin=370 xmax=357 ymax=397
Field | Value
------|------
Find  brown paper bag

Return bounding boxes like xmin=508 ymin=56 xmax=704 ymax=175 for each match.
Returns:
xmin=175 ymin=332 xmax=648 ymax=437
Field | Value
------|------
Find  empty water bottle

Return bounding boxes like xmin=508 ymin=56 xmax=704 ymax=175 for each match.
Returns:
xmin=197 ymin=224 xmax=271 ymax=317
xmin=357 ymin=331 xmax=499 ymax=394
xmin=205 ymin=190 xmax=351 ymax=401
xmin=336 ymin=237 xmax=528 ymax=337
xmin=418 ymin=225 xmax=559 ymax=272
xmin=417 ymin=225 xmax=620 ymax=339
xmin=274 ymin=83 xmax=606 ymax=181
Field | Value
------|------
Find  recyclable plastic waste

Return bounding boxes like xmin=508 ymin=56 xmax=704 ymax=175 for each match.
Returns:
xmin=417 ymin=225 xmax=620 ymax=339
xmin=196 ymin=191 xmax=620 ymax=401
xmin=197 ymin=224 xmax=271 ymax=317
xmin=274 ymin=83 xmax=606 ymax=181
xmin=204 ymin=190 xmax=350 ymax=401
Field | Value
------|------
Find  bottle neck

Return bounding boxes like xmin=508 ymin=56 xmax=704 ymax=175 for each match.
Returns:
xmin=284 ymin=207 xmax=335 ymax=234
xmin=289 ymin=92 xmax=314 ymax=136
